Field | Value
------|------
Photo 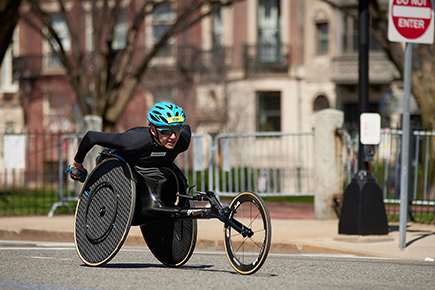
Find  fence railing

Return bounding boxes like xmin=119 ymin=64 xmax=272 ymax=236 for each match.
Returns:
xmin=0 ymin=131 xmax=75 ymax=215
xmin=213 ymin=132 xmax=315 ymax=197
xmin=0 ymin=130 xmax=316 ymax=216
xmin=48 ymin=134 xmax=83 ymax=217
xmin=2 ymin=129 xmax=435 ymax=224
xmin=49 ymin=133 xmax=215 ymax=217
xmin=342 ymin=128 xmax=435 ymax=223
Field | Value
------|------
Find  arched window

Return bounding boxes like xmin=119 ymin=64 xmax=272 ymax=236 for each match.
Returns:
xmin=313 ymin=95 xmax=329 ymax=112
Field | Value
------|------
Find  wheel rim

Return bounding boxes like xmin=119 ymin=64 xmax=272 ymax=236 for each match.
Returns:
xmin=224 ymin=192 xmax=271 ymax=275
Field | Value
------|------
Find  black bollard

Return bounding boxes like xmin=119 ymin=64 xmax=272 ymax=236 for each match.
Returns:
xmin=339 ymin=170 xmax=388 ymax=235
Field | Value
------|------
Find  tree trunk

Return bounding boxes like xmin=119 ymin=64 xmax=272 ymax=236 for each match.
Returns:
xmin=0 ymin=0 xmax=22 ymax=65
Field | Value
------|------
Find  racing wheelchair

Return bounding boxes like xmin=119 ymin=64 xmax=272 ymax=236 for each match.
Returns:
xmin=73 ymin=152 xmax=271 ymax=275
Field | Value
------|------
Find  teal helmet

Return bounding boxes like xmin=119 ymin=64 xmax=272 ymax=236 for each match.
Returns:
xmin=147 ymin=102 xmax=185 ymax=127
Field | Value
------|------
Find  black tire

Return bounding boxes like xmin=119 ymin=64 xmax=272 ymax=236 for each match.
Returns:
xmin=224 ymin=191 xmax=271 ymax=275
xmin=74 ymin=157 xmax=136 ymax=266
xmin=140 ymin=197 xmax=197 ymax=268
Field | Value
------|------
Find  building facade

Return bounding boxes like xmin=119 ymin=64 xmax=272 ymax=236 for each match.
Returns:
xmin=0 ymin=0 xmax=404 ymax=137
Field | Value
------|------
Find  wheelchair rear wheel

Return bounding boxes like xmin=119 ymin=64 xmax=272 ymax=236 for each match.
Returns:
xmin=74 ymin=157 xmax=136 ymax=266
xmin=140 ymin=197 xmax=197 ymax=268
xmin=224 ymin=191 xmax=271 ymax=275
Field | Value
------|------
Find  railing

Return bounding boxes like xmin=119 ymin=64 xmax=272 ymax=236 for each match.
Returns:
xmin=13 ymin=54 xmax=66 ymax=79
xmin=243 ymin=44 xmax=290 ymax=75
xmin=0 ymin=131 xmax=75 ymax=215
xmin=3 ymin=128 xmax=434 ymax=223
xmin=14 ymin=46 xmax=233 ymax=81
xmin=0 ymin=130 xmax=315 ymax=216
xmin=213 ymin=132 xmax=315 ymax=197
xmin=177 ymin=133 xmax=214 ymax=193
xmin=48 ymin=134 xmax=83 ymax=217
xmin=48 ymin=133 xmax=214 ymax=217
xmin=341 ymin=128 xmax=435 ymax=223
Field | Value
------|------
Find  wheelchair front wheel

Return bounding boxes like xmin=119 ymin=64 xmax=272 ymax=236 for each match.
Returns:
xmin=224 ymin=191 xmax=271 ymax=275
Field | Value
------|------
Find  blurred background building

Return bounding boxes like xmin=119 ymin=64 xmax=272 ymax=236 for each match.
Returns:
xmin=0 ymin=0 xmax=415 ymax=136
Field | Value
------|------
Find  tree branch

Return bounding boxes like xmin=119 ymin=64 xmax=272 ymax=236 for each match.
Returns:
xmin=25 ymin=0 xmax=89 ymax=114
xmin=0 ymin=0 xmax=22 ymax=65
xmin=57 ymin=0 xmax=93 ymax=112
xmin=104 ymin=0 xmax=245 ymax=125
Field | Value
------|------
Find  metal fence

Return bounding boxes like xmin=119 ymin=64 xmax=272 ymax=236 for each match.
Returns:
xmin=341 ymin=128 xmax=435 ymax=223
xmin=0 ymin=130 xmax=315 ymax=216
xmin=213 ymin=132 xmax=315 ymax=197
xmin=49 ymin=133 xmax=215 ymax=217
xmin=2 ymin=128 xmax=434 ymax=223
xmin=0 ymin=131 xmax=74 ymax=215
xmin=52 ymin=131 xmax=315 ymax=210
xmin=49 ymin=134 xmax=83 ymax=217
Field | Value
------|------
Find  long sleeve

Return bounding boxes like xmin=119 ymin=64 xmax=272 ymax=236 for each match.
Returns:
xmin=74 ymin=125 xmax=191 ymax=167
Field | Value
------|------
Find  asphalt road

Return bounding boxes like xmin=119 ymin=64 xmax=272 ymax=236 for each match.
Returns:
xmin=0 ymin=241 xmax=434 ymax=290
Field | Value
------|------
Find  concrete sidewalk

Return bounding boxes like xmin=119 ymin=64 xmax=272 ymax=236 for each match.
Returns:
xmin=0 ymin=213 xmax=434 ymax=262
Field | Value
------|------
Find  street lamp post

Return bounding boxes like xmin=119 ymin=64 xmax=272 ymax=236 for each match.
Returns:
xmin=338 ymin=0 xmax=389 ymax=236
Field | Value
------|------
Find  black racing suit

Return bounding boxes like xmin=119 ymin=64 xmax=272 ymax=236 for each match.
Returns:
xmin=74 ymin=125 xmax=191 ymax=167
xmin=74 ymin=125 xmax=191 ymax=218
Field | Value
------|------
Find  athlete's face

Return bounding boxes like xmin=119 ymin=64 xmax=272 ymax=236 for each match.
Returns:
xmin=150 ymin=125 xmax=182 ymax=149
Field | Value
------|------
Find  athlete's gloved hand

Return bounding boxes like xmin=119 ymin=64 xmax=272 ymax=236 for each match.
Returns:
xmin=66 ymin=165 xmax=87 ymax=183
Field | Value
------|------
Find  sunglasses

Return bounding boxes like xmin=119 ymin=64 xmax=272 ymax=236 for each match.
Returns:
xmin=156 ymin=127 xmax=183 ymax=136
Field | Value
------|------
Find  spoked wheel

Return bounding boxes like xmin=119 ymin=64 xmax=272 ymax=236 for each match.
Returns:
xmin=224 ymin=191 xmax=271 ymax=275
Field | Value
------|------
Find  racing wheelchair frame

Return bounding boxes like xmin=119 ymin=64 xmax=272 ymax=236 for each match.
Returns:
xmin=73 ymin=153 xmax=271 ymax=275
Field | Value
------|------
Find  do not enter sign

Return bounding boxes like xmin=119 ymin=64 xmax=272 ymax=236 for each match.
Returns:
xmin=388 ymin=0 xmax=434 ymax=44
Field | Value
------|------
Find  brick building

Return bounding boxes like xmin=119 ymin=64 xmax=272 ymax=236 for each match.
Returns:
xmin=1 ymin=0 xmax=402 ymax=136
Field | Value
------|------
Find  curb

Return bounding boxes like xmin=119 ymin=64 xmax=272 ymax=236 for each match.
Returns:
xmin=0 ymin=230 xmax=73 ymax=243
xmin=0 ymin=229 xmax=376 ymax=258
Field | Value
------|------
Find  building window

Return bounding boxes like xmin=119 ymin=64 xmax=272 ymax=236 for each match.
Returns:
xmin=49 ymin=13 xmax=71 ymax=52
xmin=316 ymin=22 xmax=329 ymax=54
xmin=257 ymin=91 xmax=281 ymax=132
xmin=258 ymin=0 xmax=281 ymax=63
xmin=5 ymin=122 xmax=14 ymax=134
xmin=313 ymin=95 xmax=330 ymax=112
xmin=43 ymin=13 xmax=70 ymax=72
xmin=342 ymin=14 xmax=382 ymax=53
xmin=112 ymin=10 xmax=127 ymax=50
xmin=212 ymin=9 xmax=223 ymax=49
xmin=84 ymin=10 xmax=126 ymax=51
xmin=47 ymin=94 xmax=74 ymax=133
xmin=152 ymin=1 xmax=176 ymax=58
xmin=342 ymin=17 xmax=357 ymax=53
xmin=1 ymin=42 xmax=18 ymax=93
xmin=370 ymin=17 xmax=382 ymax=51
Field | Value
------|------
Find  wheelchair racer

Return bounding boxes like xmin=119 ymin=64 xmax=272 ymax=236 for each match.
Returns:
xmin=67 ymin=101 xmax=191 ymax=184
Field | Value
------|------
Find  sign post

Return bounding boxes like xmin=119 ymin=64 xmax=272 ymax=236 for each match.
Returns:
xmin=388 ymin=0 xmax=434 ymax=249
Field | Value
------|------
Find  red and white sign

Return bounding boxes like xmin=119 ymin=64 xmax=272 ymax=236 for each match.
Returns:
xmin=388 ymin=0 xmax=434 ymax=44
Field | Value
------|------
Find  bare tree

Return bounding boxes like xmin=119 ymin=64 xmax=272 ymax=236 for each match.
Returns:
xmin=0 ymin=0 xmax=22 ymax=65
xmin=21 ymin=0 xmax=243 ymax=131
xmin=323 ymin=0 xmax=435 ymax=130
xmin=323 ymin=0 xmax=435 ymax=198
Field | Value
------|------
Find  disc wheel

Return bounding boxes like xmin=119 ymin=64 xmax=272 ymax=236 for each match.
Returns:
xmin=74 ymin=157 xmax=136 ymax=267
xmin=224 ymin=191 xmax=271 ymax=275
xmin=140 ymin=198 xmax=197 ymax=268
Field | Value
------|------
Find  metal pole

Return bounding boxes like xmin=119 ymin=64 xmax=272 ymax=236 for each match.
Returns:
xmin=338 ymin=1 xmax=388 ymax=236
xmin=358 ymin=0 xmax=369 ymax=171
xmin=399 ymin=43 xmax=413 ymax=249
